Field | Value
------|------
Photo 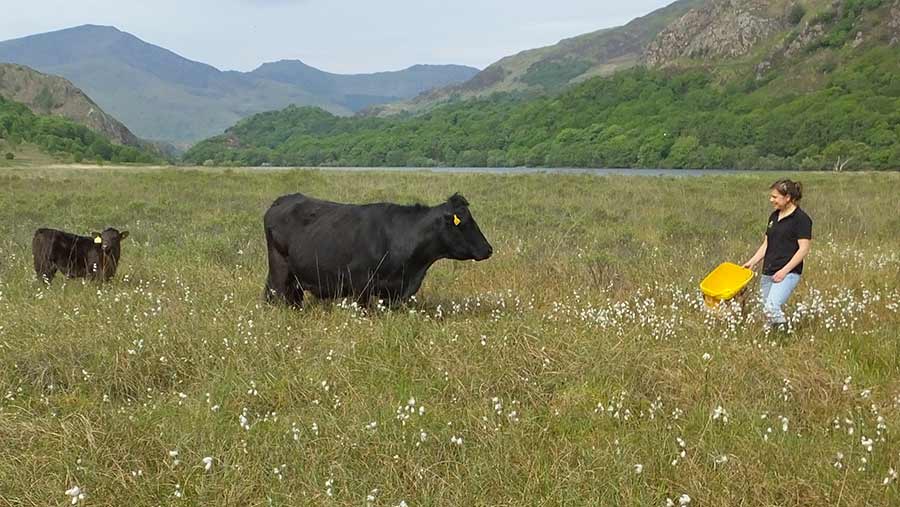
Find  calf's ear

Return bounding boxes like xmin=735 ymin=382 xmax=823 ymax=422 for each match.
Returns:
xmin=120 ymin=231 xmax=129 ymax=240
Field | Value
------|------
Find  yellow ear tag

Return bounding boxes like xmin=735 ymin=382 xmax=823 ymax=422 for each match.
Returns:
xmin=94 ymin=236 xmax=102 ymax=244
xmin=453 ymin=214 xmax=461 ymax=226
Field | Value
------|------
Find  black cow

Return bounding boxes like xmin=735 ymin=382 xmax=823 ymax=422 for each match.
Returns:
xmin=263 ymin=192 xmax=492 ymax=306
xmin=32 ymin=227 xmax=129 ymax=283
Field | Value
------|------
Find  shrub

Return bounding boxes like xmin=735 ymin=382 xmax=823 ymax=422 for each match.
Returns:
xmin=788 ymin=4 xmax=806 ymax=25
xmin=4 ymin=152 xmax=13 ymax=160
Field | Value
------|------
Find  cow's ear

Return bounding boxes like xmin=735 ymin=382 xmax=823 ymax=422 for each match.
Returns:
xmin=120 ymin=231 xmax=129 ymax=240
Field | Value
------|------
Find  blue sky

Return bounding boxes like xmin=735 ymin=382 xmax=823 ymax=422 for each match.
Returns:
xmin=0 ymin=0 xmax=674 ymax=73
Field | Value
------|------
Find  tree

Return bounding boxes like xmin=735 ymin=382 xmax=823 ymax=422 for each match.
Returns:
xmin=788 ymin=4 xmax=806 ymax=25
xmin=664 ymin=136 xmax=702 ymax=168
xmin=34 ymin=86 xmax=56 ymax=112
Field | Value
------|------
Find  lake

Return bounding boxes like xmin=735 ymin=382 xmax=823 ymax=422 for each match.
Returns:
xmin=251 ymin=166 xmax=771 ymax=177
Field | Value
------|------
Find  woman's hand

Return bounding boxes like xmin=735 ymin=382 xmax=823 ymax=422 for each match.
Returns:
xmin=745 ymin=237 xmax=767 ymax=271
xmin=772 ymin=269 xmax=789 ymax=283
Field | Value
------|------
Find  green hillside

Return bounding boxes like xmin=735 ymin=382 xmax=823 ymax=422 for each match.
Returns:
xmin=0 ymin=95 xmax=161 ymax=164
xmin=184 ymin=33 xmax=900 ymax=170
xmin=372 ymin=0 xmax=705 ymax=116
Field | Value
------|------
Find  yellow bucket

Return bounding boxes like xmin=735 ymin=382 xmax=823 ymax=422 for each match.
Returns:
xmin=700 ymin=262 xmax=755 ymax=308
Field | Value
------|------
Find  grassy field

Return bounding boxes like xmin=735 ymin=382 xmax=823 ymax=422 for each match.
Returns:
xmin=1 ymin=166 xmax=899 ymax=506
xmin=0 ymin=141 xmax=58 ymax=168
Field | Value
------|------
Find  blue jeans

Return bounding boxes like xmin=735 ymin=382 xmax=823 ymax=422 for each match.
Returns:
xmin=759 ymin=273 xmax=801 ymax=325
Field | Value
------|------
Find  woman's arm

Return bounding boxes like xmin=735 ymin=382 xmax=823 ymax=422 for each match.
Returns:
xmin=772 ymin=238 xmax=811 ymax=282
xmin=743 ymin=236 xmax=767 ymax=269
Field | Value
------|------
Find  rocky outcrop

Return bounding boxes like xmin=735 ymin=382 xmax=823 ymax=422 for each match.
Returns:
xmin=0 ymin=63 xmax=140 ymax=146
xmin=890 ymin=0 xmax=900 ymax=46
xmin=783 ymin=21 xmax=827 ymax=57
xmin=644 ymin=0 xmax=788 ymax=66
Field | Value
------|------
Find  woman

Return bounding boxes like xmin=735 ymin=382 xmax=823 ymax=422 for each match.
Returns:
xmin=743 ymin=179 xmax=812 ymax=331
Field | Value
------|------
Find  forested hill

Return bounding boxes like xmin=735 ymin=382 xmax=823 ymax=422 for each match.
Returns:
xmin=0 ymin=63 xmax=143 ymax=147
xmin=0 ymin=94 xmax=162 ymax=164
xmin=184 ymin=0 xmax=900 ymax=171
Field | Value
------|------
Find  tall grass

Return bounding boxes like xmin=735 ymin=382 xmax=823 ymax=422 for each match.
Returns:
xmin=1 ymin=167 xmax=898 ymax=506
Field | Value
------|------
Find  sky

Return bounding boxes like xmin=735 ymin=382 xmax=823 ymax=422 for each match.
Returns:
xmin=0 ymin=0 xmax=674 ymax=74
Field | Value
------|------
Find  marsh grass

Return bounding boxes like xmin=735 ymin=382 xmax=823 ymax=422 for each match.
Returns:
xmin=1 ymin=166 xmax=899 ymax=506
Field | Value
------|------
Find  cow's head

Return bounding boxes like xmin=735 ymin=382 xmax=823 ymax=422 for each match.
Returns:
xmin=92 ymin=228 xmax=129 ymax=257
xmin=439 ymin=193 xmax=492 ymax=261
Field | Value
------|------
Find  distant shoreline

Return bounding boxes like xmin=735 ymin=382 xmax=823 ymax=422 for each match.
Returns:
xmin=12 ymin=163 xmax=839 ymax=177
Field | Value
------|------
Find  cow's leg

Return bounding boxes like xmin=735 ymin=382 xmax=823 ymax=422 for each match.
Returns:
xmin=264 ymin=241 xmax=303 ymax=307
xmin=285 ymin=273 xmax=304 ymax=307
xmin=33 ymin=255 xmax=56 ymax=283
xmin=35 ymin=263 xmax=56 ymax=284
xmin=31 ymin=233 xmax=56 ymax=283
xmin=264 ymin=249 xmax=290 ymax=303
xmin=32 ymin=246 xmax=56 ymax=284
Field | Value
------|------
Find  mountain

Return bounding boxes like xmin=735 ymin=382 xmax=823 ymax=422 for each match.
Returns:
xmin=643 ymin=0 xmax=792 ymax=66
xmin=644 ymin=0 xmax=900 ymax=70
xmin=185 ymin=0 xmax=900 ymax=171
xmin=0 ymin=63 xmax=141 ymax=146
xmin=250 ymin=61 xmax=479 ymax=111
xmin=0 ymin=25 xmax=478 ymax=145
xmin=370 ymin=0 xmax=705 ymax=116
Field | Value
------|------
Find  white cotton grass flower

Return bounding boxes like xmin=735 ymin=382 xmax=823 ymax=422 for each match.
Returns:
xmin=861 ymin=436 xmax=874 ymax=452
xmin=450 ymin=435 xmax=463 ymax=446
xmin=202 ymin=456 xmax=213 ymax=471
xmin=702 ymin=352 xmax=712 ymax=362
xmin=679 ymin=493 xmax=692 ymax=505
xmin=633 ymin=463 xmax=643 ymax=474
xmin=712 ymin=405 xmax=729 ymax=424
xmin=833 ymin=452 xmax=845 ymax=469
xmin=884 ymin=468 xmax=898 ymax=485
xmin=65 ymin=486 xmax=86 ymax=505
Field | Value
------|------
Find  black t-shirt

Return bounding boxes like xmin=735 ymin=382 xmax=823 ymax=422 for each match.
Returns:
xmin=764 ymin=207 xmax=812 ymax=275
